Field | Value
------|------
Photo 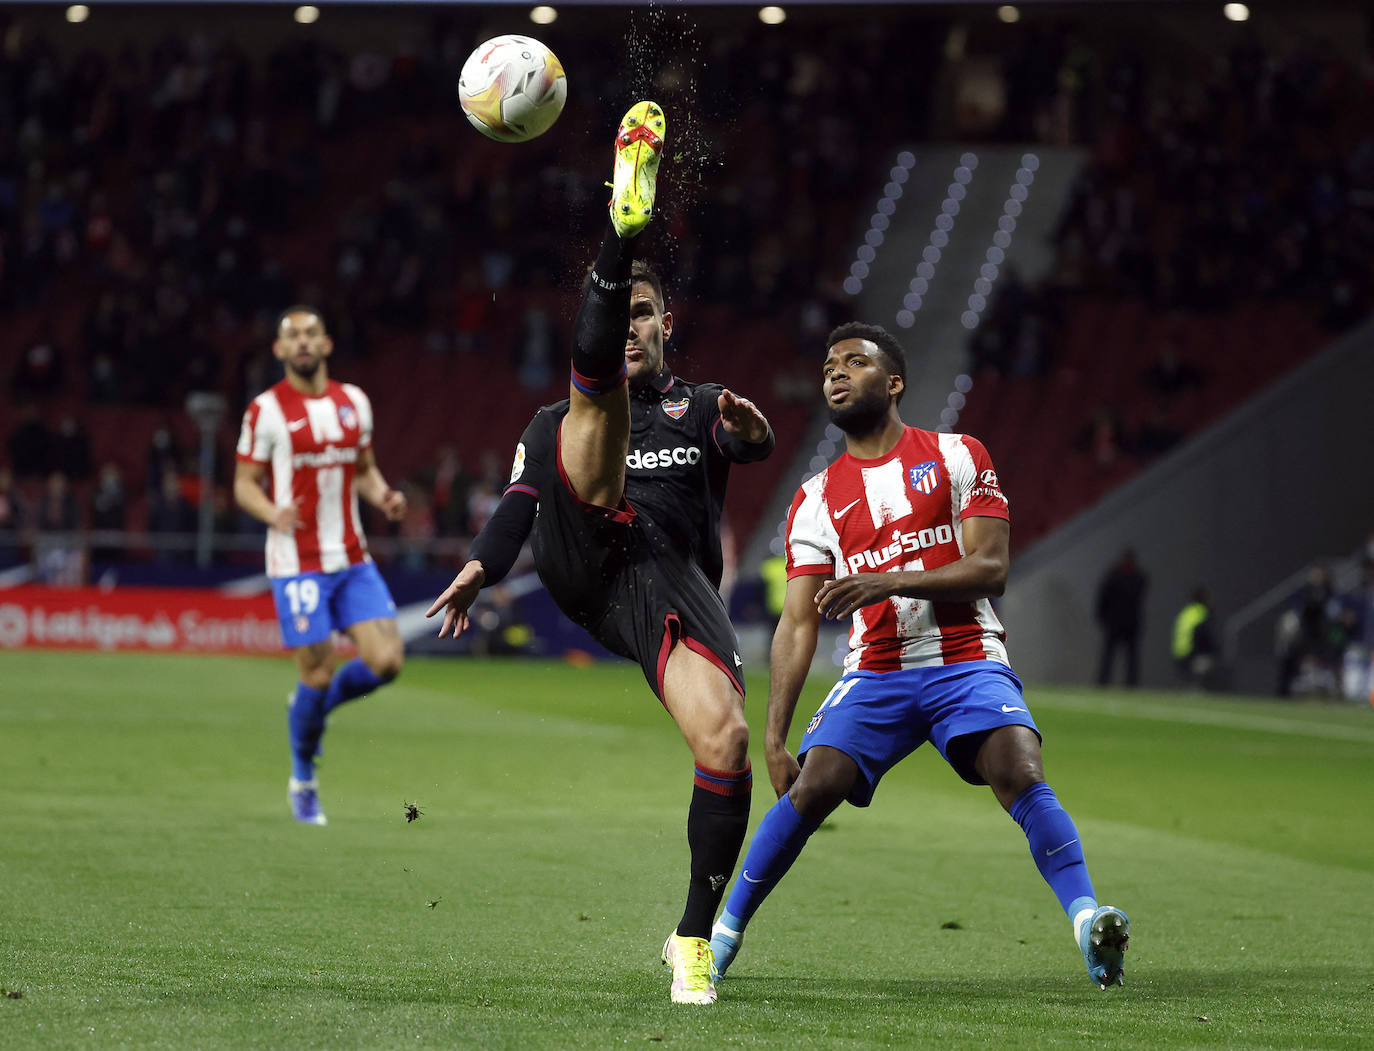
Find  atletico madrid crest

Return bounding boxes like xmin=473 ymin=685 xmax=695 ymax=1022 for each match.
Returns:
xmin=909 ymin=460 xmax=940 ymax=494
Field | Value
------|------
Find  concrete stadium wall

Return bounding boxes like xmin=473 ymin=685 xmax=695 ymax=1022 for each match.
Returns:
xmin=999 ymin=317 xmax=1374 ymax=693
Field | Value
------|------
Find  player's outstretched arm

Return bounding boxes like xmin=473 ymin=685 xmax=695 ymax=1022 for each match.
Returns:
xmin=426 ymin=560 xmax=486 ymax=639
xmin=425 ymin=483 xmax=539 ymax=639
xmin=717 ymin=389 xmax=772 ymax=446
xmin=765 ymin=573 xmax=826 ymax=798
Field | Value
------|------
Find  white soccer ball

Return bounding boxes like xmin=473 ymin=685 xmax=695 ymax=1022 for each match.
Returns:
xmin=458 ymin=35 xmax=567 ymax=143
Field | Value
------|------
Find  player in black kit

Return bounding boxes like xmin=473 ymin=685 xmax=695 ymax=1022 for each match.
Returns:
xmin=426 ymin=101 xmax=774 ymax=1005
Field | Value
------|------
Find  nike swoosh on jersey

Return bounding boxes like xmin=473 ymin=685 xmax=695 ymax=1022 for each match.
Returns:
xmin=832 ymin=498 xmax=862 ymax=520
xmin=287 ymin=418 xmax=309 ymax=432
xmin=1001 ymin=704 xmax=1027 ymax=713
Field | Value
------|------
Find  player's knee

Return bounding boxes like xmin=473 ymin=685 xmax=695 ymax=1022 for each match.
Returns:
xmin=301 ymin=666 xmax=333 ymax=691
xmin=988 ymin=765 xmax=1043 ymax=810
xmin=695 ymin=712 xmax=749 ymax=770
xmin=369 ymin=645 xmax=403 ymax=683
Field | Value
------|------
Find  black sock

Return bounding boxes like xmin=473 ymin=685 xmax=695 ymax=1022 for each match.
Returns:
xmin=571 ymin=222 xmax=634 ymax=394
xmin=677 ymin=765 xmax=753 ymax=939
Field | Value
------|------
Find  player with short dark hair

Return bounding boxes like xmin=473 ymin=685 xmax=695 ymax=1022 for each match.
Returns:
xmin=427 ymin=102 xmax=775 ymax=1005
xmin=708 ymin=324 xmax=1131 ymax=990
xmin=234 ymin=306 xmax=408 ymax=826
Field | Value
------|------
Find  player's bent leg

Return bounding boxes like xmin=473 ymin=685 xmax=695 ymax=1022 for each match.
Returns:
xmin=710 ymin=748 xmax=852 ymax=977
xmin=975 ymin=727 xmax=1130 ymax=988
xmin=660 ymin=644 xmax=749 ymax=771
xmin=972 ymin=724 xmax=1045 ymax=810
xmin=561 ymin=386 xmax=632 ymax=510
xmin=345 ymin=617 xmax=404 ymax=682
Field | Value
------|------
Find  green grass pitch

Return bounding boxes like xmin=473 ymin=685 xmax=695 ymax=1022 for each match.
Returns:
xmin=2 ymin=650 xmax=1372 ymax=1049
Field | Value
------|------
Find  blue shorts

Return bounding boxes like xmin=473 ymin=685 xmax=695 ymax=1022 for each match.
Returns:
xmin=269 ymin=561 xmax=397 ymax=649
xmin=798 ymin=661 xmax=1039 ymax=806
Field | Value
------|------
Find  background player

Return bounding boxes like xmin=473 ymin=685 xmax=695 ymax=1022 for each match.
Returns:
xmin=234 ymin=306 xmax=408 ymax=826
xmin=426 ymin=102 xmax=774 ymax=1005
xmin=708 ymin=322 xmax=1131 ymax=990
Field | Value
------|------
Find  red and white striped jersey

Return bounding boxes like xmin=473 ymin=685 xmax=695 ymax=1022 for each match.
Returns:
xmin=785 ymin=425 xmax=1011 ymax=673
xmin=236 ymin=379 xmax=374 ymax=577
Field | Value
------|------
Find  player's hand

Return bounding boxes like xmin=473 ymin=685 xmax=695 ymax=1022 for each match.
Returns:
xmin=425 ymin=559 xmax=486 ymax=639
xmin=718 ymin=389 xmax=770 ymax=444
xmin=765 ymin=743 xmax=802 ymax=799
xmin=271 ymin=501 xmax=303 ymax=533
xmin=815 ymin=573 xmax=893 ymax=619
xmin=381 ymin=488 xmax=408 ymax=521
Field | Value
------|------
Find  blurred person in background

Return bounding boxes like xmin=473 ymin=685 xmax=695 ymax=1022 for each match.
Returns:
xmin=1172 ymin=587 xmax=1216 ymax=689
xmin=88 ymin=461 xmax=128 ymax=563
xmin=1095 ymin=548 xmax=1148 ymax=687
xmin=234 ymin=306 xmax=408 ymax=827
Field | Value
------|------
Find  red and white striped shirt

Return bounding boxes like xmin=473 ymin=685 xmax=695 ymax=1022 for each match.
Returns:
xmin=785 ymin=425 xmax=1011 ymax=672
xmin=236 ymin=379 xmax=374 ymax=577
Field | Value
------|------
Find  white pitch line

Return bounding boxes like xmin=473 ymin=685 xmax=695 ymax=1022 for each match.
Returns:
xmin=1029 ymin=691 xmax=1374 ymax=745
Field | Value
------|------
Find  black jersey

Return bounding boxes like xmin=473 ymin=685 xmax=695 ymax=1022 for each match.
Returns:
xmin=508 ymin=368 xmax=773 ymax=588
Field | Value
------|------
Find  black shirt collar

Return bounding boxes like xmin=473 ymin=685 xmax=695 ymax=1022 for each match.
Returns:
xmin=634 ymin=365 xmax=676 ymax=400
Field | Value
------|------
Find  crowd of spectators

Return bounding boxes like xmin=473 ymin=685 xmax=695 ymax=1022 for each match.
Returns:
xmin=967 ymin=28 xmax=1373 ymax=499
xmin=0 ymin=6 xmax=946 ymax=572
xmin=1275 ymin=536 xmax=1374 ymax=702
xmin=1 ymin=9 xmax=1371 ymax=580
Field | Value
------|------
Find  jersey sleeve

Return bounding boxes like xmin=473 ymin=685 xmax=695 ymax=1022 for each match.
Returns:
xmin=235 ymin=399 xmax=273 ymax=464
xmin=343 ymin=383 xmax=374 ymax=449
xmin=784 ymin=480 xmax=835 ymax=578
xmin=953 ymin=434 xmax=1010 ymax=520
xmin=503 ymin=409 xmax=555 ymax=499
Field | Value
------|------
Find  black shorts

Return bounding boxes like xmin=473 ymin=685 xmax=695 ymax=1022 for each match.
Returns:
xmin=531 ymin=468 xmax=744 ymax=703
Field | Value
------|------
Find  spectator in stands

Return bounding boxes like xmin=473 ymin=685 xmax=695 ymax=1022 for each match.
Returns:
xmin=1133 ymin=400 xmax=1183 ymax=459
xmin=7 ymin=406 xmax=52 ymax=481
xmin=52 ymin=413 xmax=93 ymax=482
xmin=1075 ymin=404 xmax=1127 ymax=466
xmin=147 ymin=465 xmax=196 ymax=563
xmin=0 ymin=466 xmax=26 ymax=567
xmin=397 ymin=482 xmax=436 ymax=573
xmin=513 ymin=305 xmax=559 ymax=391
xmin=12 ymin=329 xmax=64 ymax=399
xmin=89 ymin=461 xmax=128 ymax=563
xmin=145 ymin=426 xmax=183 ymax=501
xmin=1141 ymin=335 xmax=1205 ymax=399
xmin=33 ymin=469 xmax=86 ymax=586
xmin=1095 ymin=548 xmax=1148 ymax=686
xmin=36 ymin=470 xmax=80 ymax=533
xmin=1293 ymin=566 xmax=1339 ymax=696
xmin=430 ymin=444 xmax=472 ymax=539
xmin=1172 ymin=587 xmax=1216 ymax=690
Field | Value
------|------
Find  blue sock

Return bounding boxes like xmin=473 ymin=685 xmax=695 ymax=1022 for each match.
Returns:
xmin=288 ymin=683 xmax=326 ymax=782
xmin=1009 ymin=781 xmax=1096 ymax=916
xmin=719 ymin=794 xmax=821 ymax=932
xmin=324 ymin=658 xmax=384 ymax=715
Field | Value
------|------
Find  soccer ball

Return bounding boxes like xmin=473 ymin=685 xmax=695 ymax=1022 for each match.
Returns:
xmin=458 ymin=35 xmax=567 ymax=143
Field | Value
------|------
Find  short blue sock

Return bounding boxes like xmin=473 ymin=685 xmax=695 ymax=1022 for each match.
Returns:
xmin=288 ymin=683 xmax=326 ymax=782
xmin=1009 ymin=781 xmax=1096 ymax=916
xmin=719 ymin=794 xmax=820 ymax=932
xmin=324 ymin=658 xmax=384 ymax=715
